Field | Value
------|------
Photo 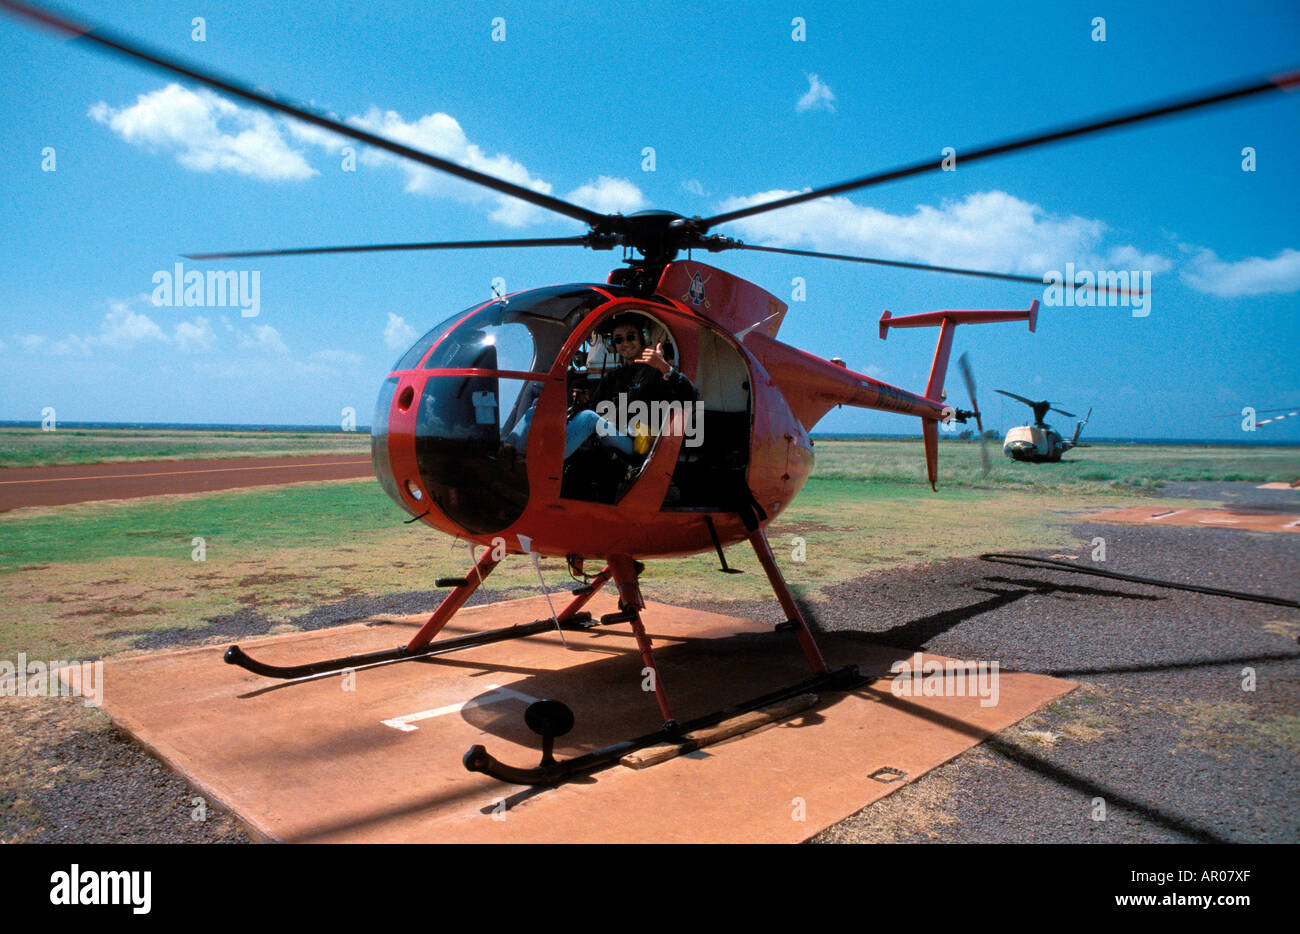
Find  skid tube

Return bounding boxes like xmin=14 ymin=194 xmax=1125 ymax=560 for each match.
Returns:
xmin=463 ymin=663 xmax=864 ymax=786
xmin=225 ymin=556 xmax=618 ymax=680
xmin=223 ymin=614 xmax=597 ymax=680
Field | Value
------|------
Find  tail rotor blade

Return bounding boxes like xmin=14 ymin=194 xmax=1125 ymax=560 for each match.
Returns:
xmin=958 ymin=353 xmax=990 ymax=477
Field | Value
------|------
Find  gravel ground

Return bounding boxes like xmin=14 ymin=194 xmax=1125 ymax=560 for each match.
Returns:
xmin=1153 ymin=480 xmax=1299 ymax=510
xmin=3 ymin=484 xmax=1296 ymax=843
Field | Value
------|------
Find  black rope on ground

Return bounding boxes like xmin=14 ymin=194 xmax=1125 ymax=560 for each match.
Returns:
xmin=979 ymin=553 xmax=1300 ymax=609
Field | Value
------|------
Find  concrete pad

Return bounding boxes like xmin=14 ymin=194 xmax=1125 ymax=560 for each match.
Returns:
xmin=84 ymin=595 xmax=1074 ymax=843
xmin=1085 ymin=505 xmax=1300 ymax=533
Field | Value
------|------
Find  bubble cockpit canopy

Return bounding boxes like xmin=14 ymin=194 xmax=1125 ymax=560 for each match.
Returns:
xmin=371 ymin=286 xmax=611 ymax=533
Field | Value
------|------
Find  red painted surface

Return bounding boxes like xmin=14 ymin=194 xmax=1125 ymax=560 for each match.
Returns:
xmin=379 ymin=265 xmax=1039 ymax=561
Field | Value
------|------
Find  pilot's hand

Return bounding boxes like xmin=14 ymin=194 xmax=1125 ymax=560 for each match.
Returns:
xmin=636 ymin=342 xmax=672 ymax=375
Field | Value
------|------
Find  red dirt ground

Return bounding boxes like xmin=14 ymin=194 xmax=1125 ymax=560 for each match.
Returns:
xmin=1084 ymin=505 xmax=1300 ymax=533
xmin=0 ymin=456 xmax=373 ymax=512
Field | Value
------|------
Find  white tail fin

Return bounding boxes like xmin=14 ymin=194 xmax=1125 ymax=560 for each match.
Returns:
xmin=1071 ymin=408 xmax=1093 ymax=445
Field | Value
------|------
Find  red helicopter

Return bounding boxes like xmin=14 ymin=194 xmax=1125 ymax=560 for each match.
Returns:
xmin=7 ymin=0 xmax=1296 ymax=784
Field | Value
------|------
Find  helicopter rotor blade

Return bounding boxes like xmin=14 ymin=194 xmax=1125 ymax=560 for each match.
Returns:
xmin=721 ymin=243 xmax=1141 ymax=297
xmin=957 ymin=353 xmax=990 ymax=477
xmin=1050 ymin=407 xmax=1077 ymax=419
xmin=1210 ymin=406 xmax=1300 ymax=418
xmin=183 ymin=237 xmax=592 ymax=261
xmin=994 ymin=389 xmax=1041 ymax=408
xmin=0 ymin=0 xmax=609 ymax=229
xmin=700 ymin=69 xmax=1300 ymax=230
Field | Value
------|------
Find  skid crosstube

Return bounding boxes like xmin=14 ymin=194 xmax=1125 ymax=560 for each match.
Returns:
xmin=223 ymin=614 xmax=593 ymax=680
xmin=463 ymin=663 xmax=864 ymax=786
xmin=224 ymin=555 xmax=617 ymax=680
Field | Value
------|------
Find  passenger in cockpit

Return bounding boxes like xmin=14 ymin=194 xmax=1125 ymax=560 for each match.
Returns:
xmin=502 ymin=313 xmax=696 ymax=461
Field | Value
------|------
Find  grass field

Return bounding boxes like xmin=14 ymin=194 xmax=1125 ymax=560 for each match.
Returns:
xmin=0 ymin=427 xmax=370 ymax=467
xmin=820 ymin=437 xmax=1300 ymax=490
xmin=0 ymin=437 xmax=1295 ymax=661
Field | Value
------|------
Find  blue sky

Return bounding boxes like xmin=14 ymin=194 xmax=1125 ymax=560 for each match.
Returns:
xmin=1 ymin=0 xmax=1297 ymax=440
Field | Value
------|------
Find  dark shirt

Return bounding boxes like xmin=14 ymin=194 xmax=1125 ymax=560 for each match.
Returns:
xmin=589 ymin=362 xmax=698 ymax=412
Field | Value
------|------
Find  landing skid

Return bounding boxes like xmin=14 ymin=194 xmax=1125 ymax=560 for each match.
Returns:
xmin=463 ymin=665 xmax=863 ymax=786
xmin=223 ymin=614 xmax=596 ymax=680
xmin=226 ymin=528 xmax=848 ymax=788
xmin=465 ymin=526 xmax=847 ymax=786
xmin=224 ymin=550 xmax=614 ymax=680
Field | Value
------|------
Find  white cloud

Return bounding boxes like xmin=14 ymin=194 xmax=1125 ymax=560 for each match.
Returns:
xmin=1105 ymin=245 xmax=1173 ymax=274
xmin=717 ymin=188 xmax=1169 ymax=277
xmin=50 ymin=334 xmax=96 ymax=358
xmin=682 ymin=179 xmax=709 ymax=197
xmin=239 ymin=324 xmax=290 ymax=355
xmin=15 ymin=304 xmax=225 ymax=359
xmin=90 ymin=84 xmax=317 ymax=181
xmin=282 ymin=117 xmax=348 ymax=151
xmin=383 ymin=313 xmax=417 ymax=351
xmin=344 ymin=107 xmax=557 ymax=227
xmin=305 ymin=349 xmax=365 ymax=372
xmin=796 ymin=73 xmax=836 ymax=113
xmin=91 ymin=84 xmax=652 ymax=229
xmin=174 ymin=316 xmax=216 ymax=353
xmin=567 ymin=176 xmax=647 ymax=214
xmin=1181 ymin=248 xmax=1300 ymax=297
xmin=99 ymin=301 xmax=168 ymax=349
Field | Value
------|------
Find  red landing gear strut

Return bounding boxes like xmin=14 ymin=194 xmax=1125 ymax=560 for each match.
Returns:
xmin=222 ymin=547 xmax=603 ymax=680
xmin=463 ymin=529 xmax=861 ymax=786
xmin=223 ymin=532 xmax=860 ymax=787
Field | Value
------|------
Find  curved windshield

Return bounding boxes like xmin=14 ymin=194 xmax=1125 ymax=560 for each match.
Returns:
xmin=413 ymin=376 xmax=543 ymax=533
xmin=394 ymin=286 xmax=609 ymax=534
xmin=390 ymin=303 xmax=483 ymax=371
xmin=423 ymin=286 xmax=606 ymax=374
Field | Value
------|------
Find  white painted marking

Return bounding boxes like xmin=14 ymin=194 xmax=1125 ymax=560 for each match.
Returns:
xmin=381 ymin=684 xmax=541 ymax=732
xmin=1147 ymin=510 xmax=1184 ymax=520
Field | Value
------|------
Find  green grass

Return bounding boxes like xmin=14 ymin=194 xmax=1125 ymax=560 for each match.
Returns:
xmin=0 ymin=482 xmax=403 ymax=569
xmin=0 ymin=438 xmax=1293 ymax=660
xmin=0 ymin=427 xmax=371 ymax=468
xmin=813 ymin=439 xmax=1300 ymax=491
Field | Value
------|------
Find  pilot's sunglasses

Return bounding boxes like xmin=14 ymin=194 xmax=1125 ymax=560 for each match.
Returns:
xmin=610 ymin=333 xmax=640 ymax=345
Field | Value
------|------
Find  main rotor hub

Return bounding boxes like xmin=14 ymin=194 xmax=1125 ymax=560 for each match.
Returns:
xmin=591 ymin=210 xmax=735 ymax=289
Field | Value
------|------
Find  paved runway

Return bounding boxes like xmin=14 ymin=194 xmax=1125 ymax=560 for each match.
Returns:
xmin=0 ymin=455 xmax=374 ymax=512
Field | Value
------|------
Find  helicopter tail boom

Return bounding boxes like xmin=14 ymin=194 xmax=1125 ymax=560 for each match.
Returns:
xmin=879 ymin=303 xmax=1037 ymax=488
xmin=745 ymin=302 xmax=1033 ymax=488
xmin=743 ymin=332 xmax=947 ymax=429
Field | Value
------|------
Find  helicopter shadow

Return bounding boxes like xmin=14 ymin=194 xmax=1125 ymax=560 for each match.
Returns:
xmin=795 ymin=575 xmax=1299 ymax=844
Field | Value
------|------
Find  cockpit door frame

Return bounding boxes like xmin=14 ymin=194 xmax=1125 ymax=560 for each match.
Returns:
xmin=539 ymin=299 xmax=699 ymax=513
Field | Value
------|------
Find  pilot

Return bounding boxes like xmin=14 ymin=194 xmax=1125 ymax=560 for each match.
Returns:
xmin=588 ymin=314 xmax=697 ymax=415
xmin=503 ymin=314 xmax=696 ymax=460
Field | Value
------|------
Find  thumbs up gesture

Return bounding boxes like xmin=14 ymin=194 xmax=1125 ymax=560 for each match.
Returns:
xmin=637 ymin=341 xmax=672 ymax=374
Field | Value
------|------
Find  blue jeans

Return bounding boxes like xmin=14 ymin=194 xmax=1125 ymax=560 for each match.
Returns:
xmin=506 ymin=407 xmax=635 ymax=459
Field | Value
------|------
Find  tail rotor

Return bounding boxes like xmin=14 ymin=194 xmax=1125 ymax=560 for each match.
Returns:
xmin=957 ymin=353 xmax=991 ymax=477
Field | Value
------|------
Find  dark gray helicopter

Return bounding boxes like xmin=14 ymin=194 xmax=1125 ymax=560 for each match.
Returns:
xmin=996 ymin=391 xmax=1092 ymax=462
